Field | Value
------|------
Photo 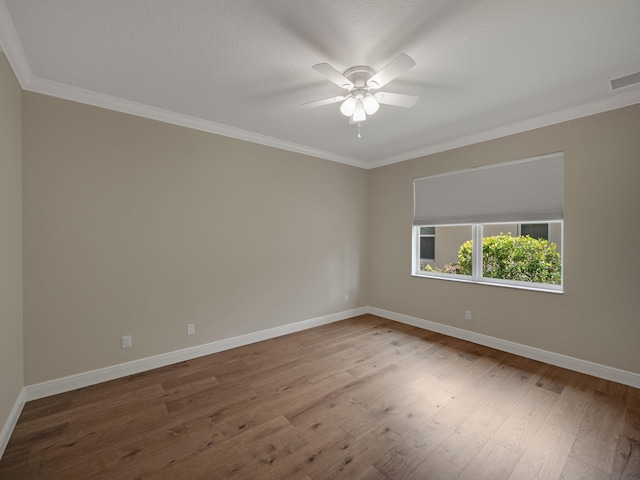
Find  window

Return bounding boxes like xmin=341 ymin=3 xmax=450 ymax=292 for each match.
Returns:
xmin=414 ymin=222 xmax=562 ymax=290
xmin=412 ymin=153 xmax=564 ymax=292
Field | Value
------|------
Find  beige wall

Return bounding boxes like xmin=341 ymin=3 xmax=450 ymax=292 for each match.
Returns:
xmin=0 ymin=54 xmax=23 ymax=432
xmin=9 ymin=57 xmax=640 ymax=390
xmin=369 ymin=104 xmax=640 ymax=373
xmin=22 ymin=93 xmax=368 ymax=384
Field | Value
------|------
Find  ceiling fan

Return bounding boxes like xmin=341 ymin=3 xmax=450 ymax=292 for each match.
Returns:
xmin=303 ymin=53 xmax=419 ymax=123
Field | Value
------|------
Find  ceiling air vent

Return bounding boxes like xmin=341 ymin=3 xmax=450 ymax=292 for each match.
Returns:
xmin=610 ymin=71 xmax=640 ymax=90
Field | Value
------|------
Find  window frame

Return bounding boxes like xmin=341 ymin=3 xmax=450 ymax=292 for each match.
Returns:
xmin=412 ymin=222 xmax=564 ymax=293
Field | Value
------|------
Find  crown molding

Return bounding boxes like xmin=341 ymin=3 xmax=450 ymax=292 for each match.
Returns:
xmin=0 ymin=1 xmax=368 ymax=169
xmin=367 ymin=87 xmax=640 ymax=169
xmin=24 ymin=76 xmax=369 ymax=169
xmin=25 ymin=68 xmax=640 ymax=171
xmin=2 ymin=0 xmax=639 ymax=171
xmin=0 ymin=0 xmax=31 ymax=85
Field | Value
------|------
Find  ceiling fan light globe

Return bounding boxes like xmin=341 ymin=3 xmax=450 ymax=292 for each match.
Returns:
xmin=352 ymin=101 xmax=367 ymax=122
xmin=340 ymin=96 xmax=357 ymax=116
xmin=363 ymin=94 xmax=379 ymax=115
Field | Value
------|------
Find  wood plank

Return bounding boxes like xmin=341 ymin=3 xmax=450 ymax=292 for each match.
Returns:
xmin=373 ymin=419 xmax=454 ymax=479
xmin=246 ymin=359 xmax=315 ymax=396
xmin=490 ymin=382 xmax=559 ymax=455
xmin=183 ymin=411 xmax=256 ymax=444
xmin=436 ymin=405 xmax=508 ymax=469
xmin=620 ymin=408 xmax=640 ymax=442
xmin=313 ymin=425 xmax=403 ymax=480
xmin=351 ymin=465 xmax=389 ymax=480
xmin=611 ymin=436 xmax=640 ymax=480
xmin=257 ymin=426 xmax=355 ymax=480
xmin=0 ymin=459 xmax=41 ymax=480
xmin=559 ymin=456 xmax=611 ymax=480
xmin=424 ymin=350 xmax=506 ymax=397
xmin=269 ymin=413 xmax=341 ymax=458
xmin=571 ymin=391 xmax=627 ymax=474
xmin=247 ymin=371 xmax=355 ymax=425
xmin=456 ymin=440 xmax=521 ymax=480
xmin=431 ymin=359 xmax=514 ymax=430
xmin=534 ymin=366 xmax=575 ymax=394
xmin=36 ymin=401 xmax=170 ymax=476
xmin=482 ymin=357 xmax=550 ymax=415
xmin=404 ymin=452 xmax=462 ymax=480
xmin=11 ymin=384 xmax=166 ymax=441
xmin=507 ymin=422 xmax=576 ymax=480
xmin=627 ymin=387 xmax=640 ymax=412
xmin=163 ymin=381 xmax=257 ymax=417
xmin=545 ymin=371 xmax=595 ymax=435
xmin=35 ymin=425 xmax=191 ymax=480
xmin=14 ymin=397 xmax=73 ymax=424
xmin=67 ymin=363 xmax=190 ymax=408
xmin=286 ymin=396 xmax=367 ymax=430
xmin=143 ymin=415 xmax=290 ymax=480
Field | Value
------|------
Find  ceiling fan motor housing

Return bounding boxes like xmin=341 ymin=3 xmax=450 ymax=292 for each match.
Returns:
xmin=343 ymin=66 xmax=376 ymax=89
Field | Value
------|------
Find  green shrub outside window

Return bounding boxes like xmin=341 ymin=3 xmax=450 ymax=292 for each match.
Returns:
xmin=458 ymin=233 xmax=561 ymax=284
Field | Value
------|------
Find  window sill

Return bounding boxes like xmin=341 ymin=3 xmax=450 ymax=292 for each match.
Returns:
xmin=411 ymin=272 xmax=564 ymax=294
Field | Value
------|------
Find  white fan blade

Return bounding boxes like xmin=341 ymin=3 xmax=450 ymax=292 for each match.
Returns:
xmin=374 ymin=92 xmax=419 ymax=108
xmin=301 ymin=95 xmax=347 ymax=109
xmin=367 ymin=53 xmax=416 ymax=89
xmin=312 ymin=63 xmax=354 ymax=89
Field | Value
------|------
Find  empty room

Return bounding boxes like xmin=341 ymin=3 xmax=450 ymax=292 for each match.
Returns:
xmin=1 ymin=1 xmax=640 ymax=479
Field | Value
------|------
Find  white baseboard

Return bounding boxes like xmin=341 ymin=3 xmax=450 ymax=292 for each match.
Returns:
xmin=5 ymin=304 xmax=639 ymax=457
xmin=25 ymin=307 xmax=368 ymax=401
xmin=0 ymin=388 xmax=25 ymax=459
xmin=21 ymin=304 xmax=640 ymax=403
xmin=367 ymin=306 xmax=640 ymax=389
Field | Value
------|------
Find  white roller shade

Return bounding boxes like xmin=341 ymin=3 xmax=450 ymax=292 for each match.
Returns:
xmin=413 ymin=153 xmax=564 ymax=226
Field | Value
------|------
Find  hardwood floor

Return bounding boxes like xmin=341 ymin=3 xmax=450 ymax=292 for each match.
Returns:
xmin=1 ymin=314 xmax=639 ymax=479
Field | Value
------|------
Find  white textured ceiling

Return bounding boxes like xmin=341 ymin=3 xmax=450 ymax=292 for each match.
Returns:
xmin=1 ymin=0 xmax=640 ymax=168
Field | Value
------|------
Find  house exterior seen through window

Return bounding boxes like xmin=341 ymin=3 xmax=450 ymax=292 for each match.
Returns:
xmin=419 ymin=226 xmax=435 ymax=262
xmin=519 ymin=223 xmax=549 ymax=241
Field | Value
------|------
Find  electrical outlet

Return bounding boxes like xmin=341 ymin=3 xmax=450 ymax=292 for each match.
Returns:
xmin=187 ymin=323 xmax=196 ymax=336
xmin=465 ymin=310 xmax=472 ymax=321
xmin=344 ymin=294 xmax=349 ymax=303
xmin=121 ymin=335 xmax=132 ymax=349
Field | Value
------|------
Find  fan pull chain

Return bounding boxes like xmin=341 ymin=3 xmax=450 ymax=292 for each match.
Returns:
xmin=357 ymin=123 xmax=362 ymax=139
